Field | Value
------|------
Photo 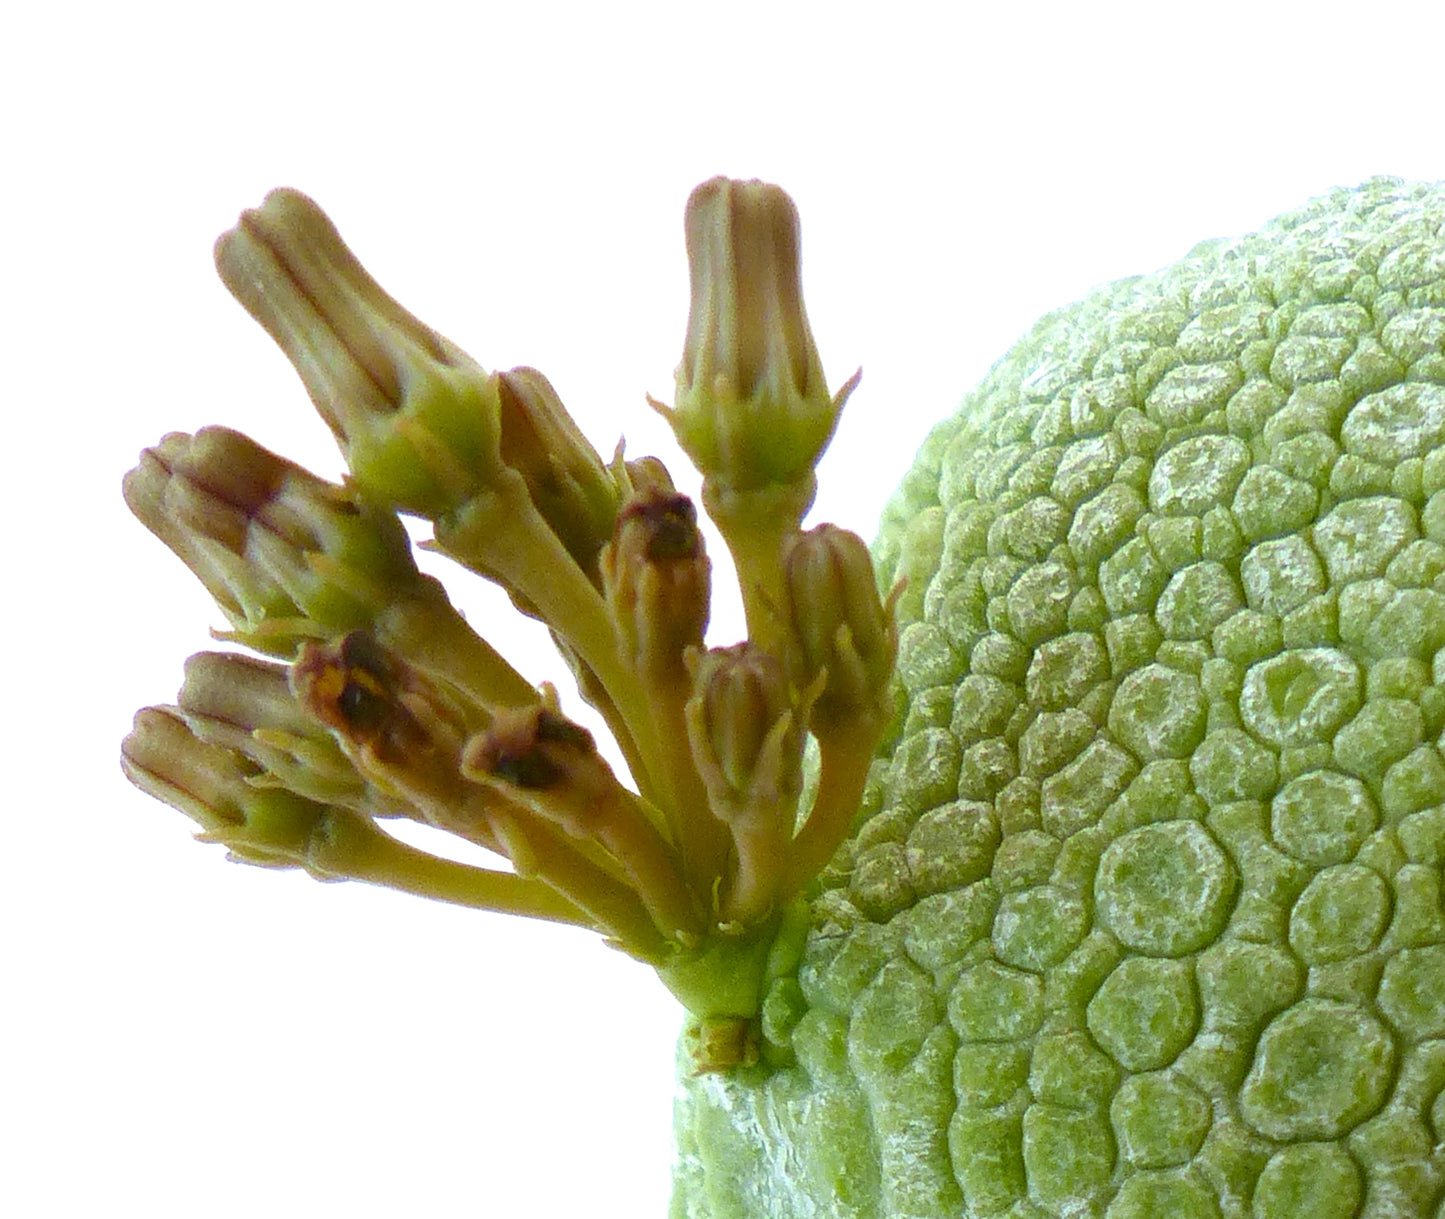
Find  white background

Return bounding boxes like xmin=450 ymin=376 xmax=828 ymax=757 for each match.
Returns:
xmin=6 ymin=1 xmax=1445 ymax=1215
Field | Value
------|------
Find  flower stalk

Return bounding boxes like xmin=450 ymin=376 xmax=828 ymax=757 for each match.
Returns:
xmin=121 ymin=707 xmax=590 ymax=927
xmin=685 ymin=645 xmax=810 ymax=926
xmin=124 ymin=425 xmax=537 ymax=708
xmin=600 ymin=480 xmax=723 ymax=882
xmin=122 ymin=176 xmax=895 ymax=1071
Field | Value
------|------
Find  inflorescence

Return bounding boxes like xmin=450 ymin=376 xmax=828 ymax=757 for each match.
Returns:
xmin=121 ymin=178 xmax=898 ymax=1070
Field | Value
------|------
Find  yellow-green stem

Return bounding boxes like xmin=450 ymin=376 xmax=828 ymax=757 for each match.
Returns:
xmin=702 ymin=478 xmax=813 ymax=657
xmin=639 ymin=667 xmax=731 ymax=901
xmin=312 ymin=810 xmax=594 ymax=928
xmin=433 ymin=473 xmax=673 ymax=818
xmin=718 ymin=810 xmax=791 ymax=927
xmin=780 ymin=717 xmax=883 ymax=901
xmin=376 ymin=589 xmax=539 ymax=710
xmin=490 ymin=812 xmax=671 ymax=962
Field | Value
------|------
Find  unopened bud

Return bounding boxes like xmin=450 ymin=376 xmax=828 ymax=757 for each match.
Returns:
xmin=462 ymin=706 xmax=606 ymax=796
xmin=121 ymin=706 xmax=330 ymax=868
xmin=291 ymin=630 xmax=466 ymax=767
xmin=685 ymin=644 xmax=810 ymax=926
xmin=655 ymin=177 xmax=856 ymax=504
xmin=215 ymin=188 xmax=504 ymax=517
xmin=463 ymin=704 xmax=701 ymax=941
xmin=783 ymin=524 xmax=897 ymax=730
xmin=685 ymin=644 xmax=805 ymax=810
xmin=495 ymin=366 xmax=620 ymax=586
xmin=601 ymin=486 xmax=711 ymax=677
xmin=123 ymin=427 xmax=424 ymax=656
xmin=177 ymin=651 xmax=402 ymax=813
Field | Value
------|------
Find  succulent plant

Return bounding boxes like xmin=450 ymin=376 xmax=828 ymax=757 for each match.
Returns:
xmin=123 ymin=174 xmax=1445 ymax=1216
xmin=676 ymin=176 xmax=1445 ymax=1218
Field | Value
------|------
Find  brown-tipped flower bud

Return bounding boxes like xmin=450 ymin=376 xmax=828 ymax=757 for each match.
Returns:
xmin=495 ymin=366 xmax=620 ymax=586
xmin=462 ymin=705 xmax=701 ymax=942
xmin=123 ymin=427 xmax=425 ymax=657
xmin=782 ymin=524 xmax=898 ymax=731
xmin=285 ymin=629 xmax=512 ymax=848
xmin=121 ymin=706 xmax=331 ymax=869
xmin=214 ymin=188 xmax=505 ymax=517
xmin=123 ymin=704 xmax=581 ymax=924
xmin=462 ymin=706 xmax=608 ymax=797
xmin=653 ymin=177 xmax=857 ymax=503
xmin=291 ymin=630 xmax=466 ymax=767
xmin=621 ymin=454 xmax=679 ymax=499
xmin=601 ymin=486 xmax=711 ymax=677
xmin=685 ymin=644 xmax=806 ymax=811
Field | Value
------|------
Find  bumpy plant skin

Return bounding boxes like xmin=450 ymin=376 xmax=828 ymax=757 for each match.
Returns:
xmin=673 ymin=178 xmax=1445 ymax=1217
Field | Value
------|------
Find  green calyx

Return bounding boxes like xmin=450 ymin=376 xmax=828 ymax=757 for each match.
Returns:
xmin=123 ymin=177 xmax=896 ymax=1070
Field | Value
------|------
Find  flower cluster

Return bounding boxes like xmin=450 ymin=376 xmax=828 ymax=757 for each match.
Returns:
xmin=121 ymin=179 xmax=897 ymax=1070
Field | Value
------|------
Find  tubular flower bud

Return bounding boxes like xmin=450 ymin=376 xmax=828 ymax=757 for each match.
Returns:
xmin=593 ymin=459 xmax=723 ymax=884
xmin=683 ymin=634 xmax=880 ymax=924
xmin=123 ymin=426 xmax=422 ymax=655
xmin=122 ymin=706 xmax=595 ymax=926
xmin=601 ymin=486 xmax=711 ymax=677
xmin=775 ymin=528 xmax=896 ymax=906
xmin=176 ymin=651 xmax=409 ymax=817
xmin=658 ymin=177 xmax=855 ymax=502
xmin=121 ymin=706 xmax=331 ymax=869
xmin=463 ymin=705 xmax=605 ymax=795
xmin=685 ymin=644 xmax=806 ymax=812
xmin=214 ymin=188 xmax=505 ymax=518
xmin=782 ymin=524 xmax=899 ymax=731
xmin=291 ymin=631 xmax=469 ymax=766
xmin=285 ymin=630 xmax=503 ymax=850
xmin=125 ymin=427 xmax=536 ymax=706
xmin=685 ymin=644 xmax=809 ymax=926
xmin=495 ymin=366 xmax=621 ymax=587
xmin=462 ymin=705 xmax=701 ymax=943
